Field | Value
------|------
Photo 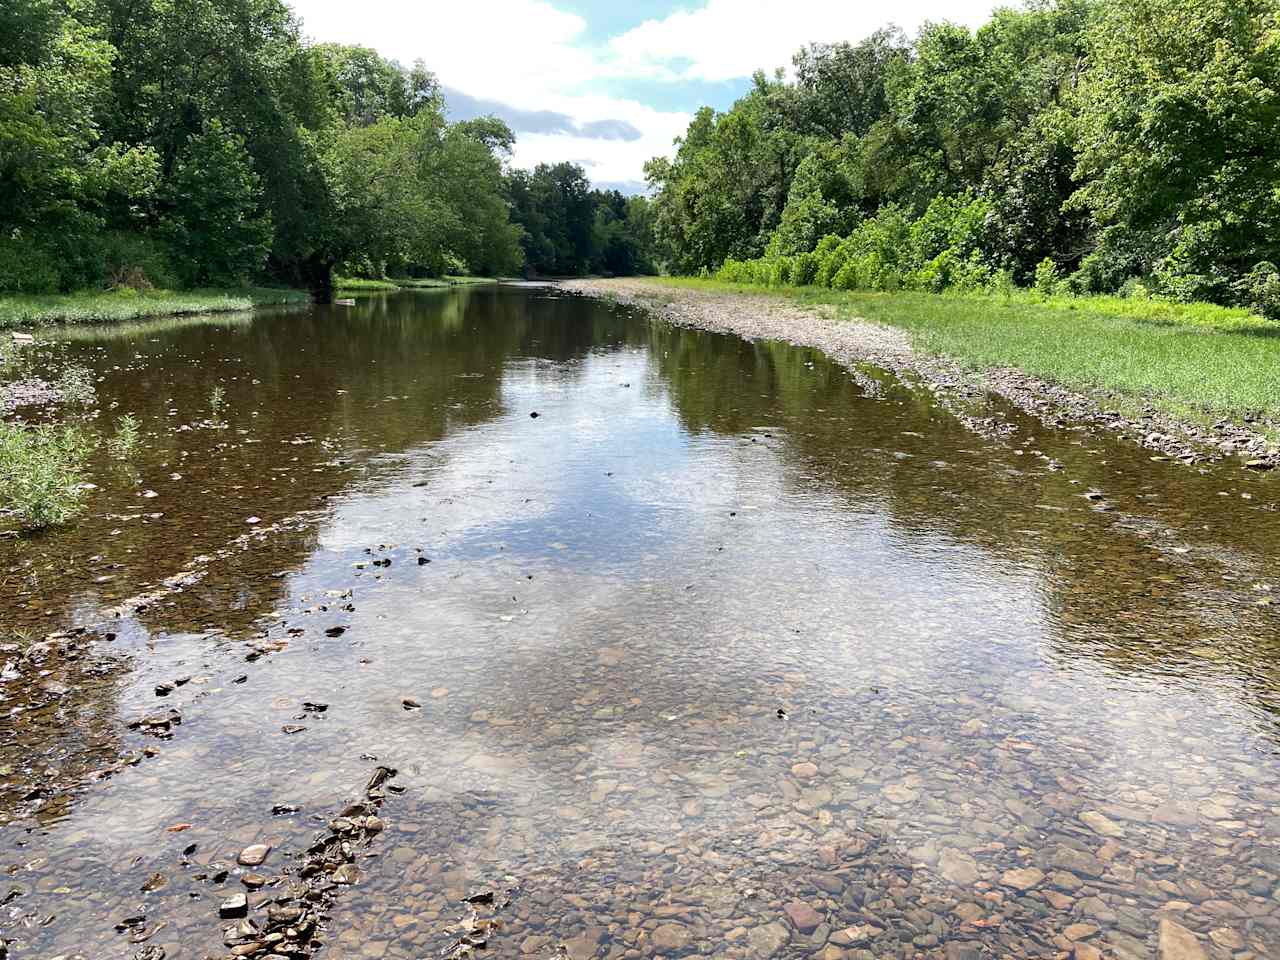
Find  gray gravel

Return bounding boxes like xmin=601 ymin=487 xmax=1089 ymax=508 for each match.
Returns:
xmin=563 ymin=278 xmax=1280 ymax=469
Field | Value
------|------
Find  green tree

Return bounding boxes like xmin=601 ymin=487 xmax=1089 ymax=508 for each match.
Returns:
xmin=164 ymin=121 xmax=272 ymax=285
xmin=1070 ymin=0 xmax=1280 ymax=305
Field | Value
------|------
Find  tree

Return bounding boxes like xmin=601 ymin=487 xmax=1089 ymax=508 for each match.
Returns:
xmin=1070 ymin=0 xmax=1280 ymax=304
xmin=164 ymin=120 xmax=272 ymax=285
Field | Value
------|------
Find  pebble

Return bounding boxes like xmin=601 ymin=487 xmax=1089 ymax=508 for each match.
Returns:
xmin=237 ymin=844 xmax=271 ymax=867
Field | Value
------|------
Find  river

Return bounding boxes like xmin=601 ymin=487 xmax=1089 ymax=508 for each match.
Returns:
xmin=2 ymin=285 xmax=1278 ymax=959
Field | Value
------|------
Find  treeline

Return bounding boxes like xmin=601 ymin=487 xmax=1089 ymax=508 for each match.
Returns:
xmin=507 ymin=163 xmax=655 ymax=277
xmin=0 ymin=0 xmax=649 ymax=300
xmin=645 ymin=0 xmax=1280 ymax=318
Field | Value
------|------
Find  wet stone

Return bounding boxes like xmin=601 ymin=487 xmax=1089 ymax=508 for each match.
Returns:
xmin=784 ymin=901 xmax=824 ymax=933
xmin=748 ymin=921 xmax=790 ymax=957
xmin=219 ymin=893 xmax=248 ymax=919
xmin=238 ymin=844 xmax=271 ymax=867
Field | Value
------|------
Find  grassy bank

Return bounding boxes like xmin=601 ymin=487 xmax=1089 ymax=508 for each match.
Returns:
xmin=0 ymin=288 xmax=308 ymax=328
xmin=641 ymin=278 xmax=1280 ymax=420
xmin=335 ymin=276 xmax=498 ymax=291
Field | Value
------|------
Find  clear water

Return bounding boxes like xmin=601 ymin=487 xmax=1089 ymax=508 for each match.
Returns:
xmin=2 ymin=286 xmax=1279 ymax=959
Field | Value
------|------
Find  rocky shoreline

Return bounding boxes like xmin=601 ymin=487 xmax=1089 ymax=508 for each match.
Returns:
xmin=562 ymin=279 xmax=1280 ymax=471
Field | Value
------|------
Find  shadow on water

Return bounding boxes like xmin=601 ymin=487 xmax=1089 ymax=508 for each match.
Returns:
xmin=2 ymin=287 xmax=1279 ymax=959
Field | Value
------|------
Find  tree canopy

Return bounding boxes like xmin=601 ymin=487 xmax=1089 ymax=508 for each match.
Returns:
xmin=0 ymin=0 xmax=626 ymax=296
xmin=646 ymin=0 xmax=1280 ymax=317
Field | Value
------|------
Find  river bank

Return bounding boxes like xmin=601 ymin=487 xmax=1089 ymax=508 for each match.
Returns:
xmin=564 ymin=277 xmax=1280 ymax=469
xmin=0 ymin=288 xmax=309 ymax=328
xmin=334 ymin=276 xmax=499 ymax=292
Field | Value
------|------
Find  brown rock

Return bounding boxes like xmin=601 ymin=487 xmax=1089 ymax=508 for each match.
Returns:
xmin=939 ymin=848 xmax=980 ymax=886
xmin=237 ymin=844 xmax=271 ymax=866
xmin=1158 ymin=918 xmax=1206 ymax=960
xmin=1000 ymin=867 xmax=1045 ymax=891
xmin=783 ymin=900 xmax=823 ymax=933
xmin=651 ymin=923 xmax=690 ymax=952
xmin=747 ymin=921 xmax=790 ymax=957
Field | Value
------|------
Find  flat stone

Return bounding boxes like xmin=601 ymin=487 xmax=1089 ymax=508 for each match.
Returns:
xmin=1074 ymin=944 xmax=1103 ymax=960
xmin=1207 ymin=928 xmax=1244 ymax=950
xmin=830 ymin=924 xmax=879 ymax=946
xmin=945 ymin=944 xmax=981 ymax=960
xmin=791 ymin=762 xmax=819 ymax=779
xmin=651 ymin=923 xmax=690 ymax=952
xmin=1051 ymin=845 xmax=1103 ymax=878
xmin=1080 ymin=811 xmax=1124 ymax=838
xmin=953 ymin=902 xmax=984 ymax=922
xmin=783 ymin=900 xmax=823 ymax=933
xmin=1000 ymin=867 xmax=1044 ymax=891
xmin=938 ymin=848 xmax=980 ymax=886
xmin=1158 ymin=918 xmax=1206 ymax=960
xmin=882 ymin=784 xmax=918 ymax=804
xmin=219 ymin=893 xmax=248 ymax=918
xmin=1064 ymin=923 xmax=1099 ymax=941
xmin=747 ymin=921 xmax=790 ymax=958
xmin=237 ymin=844 xmax=271 ymax=867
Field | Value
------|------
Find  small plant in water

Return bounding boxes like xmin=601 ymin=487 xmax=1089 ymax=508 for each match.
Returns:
xmin=56 ymin=364 xmax=97 ymax=408
xmin=0 ymin=422 xmax=93 ymax=529
xmin=108 ymin=413 xmax=140 ymax=458
xmin=209 ymin=384 xmax=226 ymax=420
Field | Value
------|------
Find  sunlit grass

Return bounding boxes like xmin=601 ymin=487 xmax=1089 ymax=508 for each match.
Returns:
xmin=640 ymin=278 xmax=1280 ymax=418
xmin=0 ymin=422 xmax=93 ymax=530
xmin=0 ymin=288 xmax=308 ymax=327
xmin=337 ymin=276 xmax=499 ymax=290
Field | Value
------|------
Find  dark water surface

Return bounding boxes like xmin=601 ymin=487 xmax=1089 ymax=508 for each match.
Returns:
xmin=3 ymin=287 xmax=1280 ymax=960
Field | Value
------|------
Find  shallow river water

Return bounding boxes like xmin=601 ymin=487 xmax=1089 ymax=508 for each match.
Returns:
xmin=3 ymin=286 xmax=1280 ymax=960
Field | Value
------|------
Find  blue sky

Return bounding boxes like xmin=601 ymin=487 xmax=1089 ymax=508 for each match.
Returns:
xmin=289 ymin=0 xmax=997 ymax=193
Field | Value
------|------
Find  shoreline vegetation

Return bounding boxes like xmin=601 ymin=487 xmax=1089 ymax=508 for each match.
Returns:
xmin=0 ymin=288 xmax=308 ymax=328
xmin=334 ymin=275 xmax=499 ymax=292
xmin=567 ymin=277 xmax=1280 ymax=466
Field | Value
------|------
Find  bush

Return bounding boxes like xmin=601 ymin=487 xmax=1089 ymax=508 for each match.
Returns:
xmin=0 ymin=236 xmax=63 ymax=294
xmin=1234 ymin=262 xmax=1280 ymax=320
xmin=792 ymin=251 xmax=819 ymax=286
xmin=1033 ymin=257 xmax=1060 ymax=296
xmin=0 ymin=423 xmax=94 ymax=529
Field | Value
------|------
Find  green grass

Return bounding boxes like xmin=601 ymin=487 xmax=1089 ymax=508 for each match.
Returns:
xmin=334 ymin=277 xmax=402 ymax=291
xmin=639 ymin=277 xmax=1280 ymax=420
xmin=0 ymin=287 xmax=308 ymax=328
xmin=337 ymin=275 xmax=499 ymax=290
xmin=442 ymin=275 xmax=497 ymax=286
xmin=0 ymin=421 xmax=93 ymax=530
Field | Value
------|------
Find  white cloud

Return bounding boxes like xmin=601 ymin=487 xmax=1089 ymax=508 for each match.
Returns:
xmin=609 ymin=0 xmax=997 ymax=83
xmin=288 ymin=0 xmax=687 ymax=185
xmin=287 ymin=0 xmax=1000 ymax=185
xmin=290 ymin=0 xmax=594 ymax=104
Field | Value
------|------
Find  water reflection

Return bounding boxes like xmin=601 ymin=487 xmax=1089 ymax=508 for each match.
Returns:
xmin=1 ymin=288 xmax=1278 ymax=959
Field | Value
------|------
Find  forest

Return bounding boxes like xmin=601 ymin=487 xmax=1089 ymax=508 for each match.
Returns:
xmin=0 ymin=0 xmax=652 ymax=300
xmin=644 ymin=0 xmax=1280 ymax=318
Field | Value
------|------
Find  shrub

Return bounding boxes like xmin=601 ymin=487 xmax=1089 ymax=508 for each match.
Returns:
xmin=1234 ymin=262 xmax=1280 ymax=320
xmin=0 ymin=236 xmax=63 ymax=294
xmin=1033 ymin=257 xmax=1061 ymax=296
xmin=792 ymin=251 xmax=819 ymax=286
xmin=107 ymin=414 xmax=140 ymax=458
xmin=56 ymin=365 xmax=97 ymax=407
xmin=0 ymin=423 xmax=93 ymax=529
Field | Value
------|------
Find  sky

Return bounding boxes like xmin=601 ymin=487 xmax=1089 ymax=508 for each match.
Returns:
xmin=288 ymin=0 xmax=998 ymax=194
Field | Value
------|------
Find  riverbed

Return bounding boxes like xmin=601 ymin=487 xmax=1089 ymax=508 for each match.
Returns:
xmin=2 ymin=285 xmax=1278 ymax=959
